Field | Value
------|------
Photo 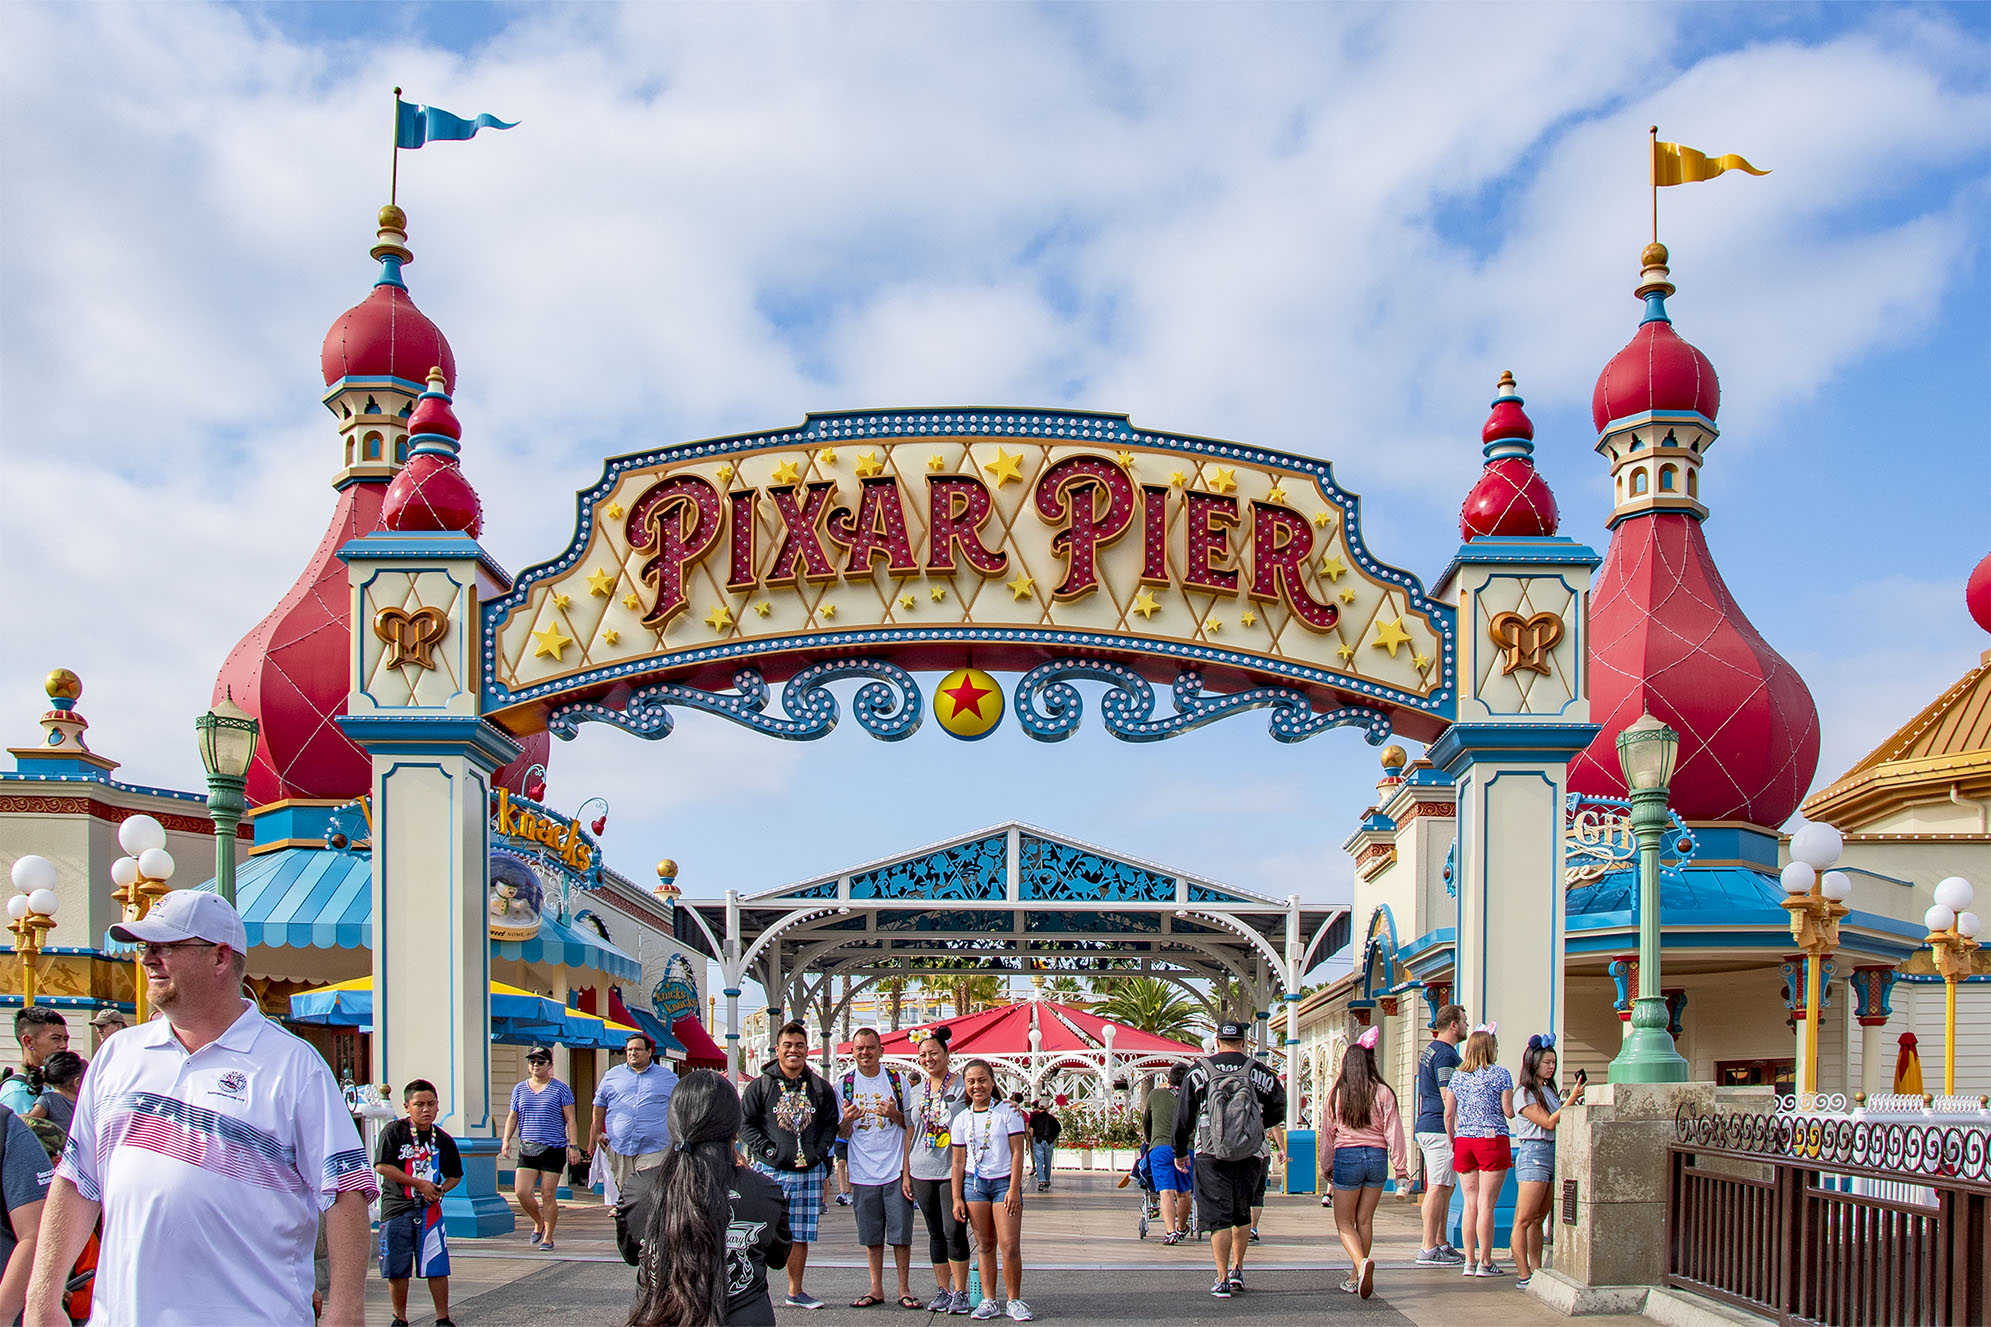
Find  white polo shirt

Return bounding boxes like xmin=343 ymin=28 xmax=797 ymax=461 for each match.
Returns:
xmin=58 ymin=1000 xmax=378 ymax=1326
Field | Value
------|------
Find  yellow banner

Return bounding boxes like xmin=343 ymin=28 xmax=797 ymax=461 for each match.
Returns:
xmin=1654 ymin=140 xmax=1769 ymax=187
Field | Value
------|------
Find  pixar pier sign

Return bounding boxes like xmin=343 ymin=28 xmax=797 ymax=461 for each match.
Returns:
xmin=481 ymin=409 xmax=1454 ymax=736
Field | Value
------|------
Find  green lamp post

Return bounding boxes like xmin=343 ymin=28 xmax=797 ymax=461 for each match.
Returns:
xmin=195 ymin=691 xmax=259 ymax=907
xmin=1608 ymin=712 xmax=1692 ymax=1084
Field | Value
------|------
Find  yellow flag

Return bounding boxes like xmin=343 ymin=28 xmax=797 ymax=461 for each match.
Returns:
xmin=1654 ymin=140 xmax=1770 ymax=187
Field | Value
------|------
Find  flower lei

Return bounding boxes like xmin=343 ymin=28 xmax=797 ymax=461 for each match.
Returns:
xmin=918 ymin=1071 xmax=957 ymax=1151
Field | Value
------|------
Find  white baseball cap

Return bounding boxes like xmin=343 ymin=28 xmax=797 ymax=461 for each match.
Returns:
xmin=110 ymin=889 xmax=248 ymax=954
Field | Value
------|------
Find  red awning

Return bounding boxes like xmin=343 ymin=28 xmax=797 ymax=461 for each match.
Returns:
xmin=673 ymin=1015 xmax=728 ymax=1069
xmin=838 ymin=1000 xmax=1201 ymax=1060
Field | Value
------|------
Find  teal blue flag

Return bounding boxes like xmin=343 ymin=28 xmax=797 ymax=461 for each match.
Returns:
xmin=396 ymin=101 xmax=517 ymax=149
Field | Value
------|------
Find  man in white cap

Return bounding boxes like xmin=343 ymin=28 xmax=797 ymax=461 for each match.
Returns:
xmin=24 ymin=890 xmax=377 ymax=1327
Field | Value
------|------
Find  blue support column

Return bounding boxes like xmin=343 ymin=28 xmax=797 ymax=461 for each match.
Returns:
xmin=441 ymin=1136 xmax=516 ymax=1238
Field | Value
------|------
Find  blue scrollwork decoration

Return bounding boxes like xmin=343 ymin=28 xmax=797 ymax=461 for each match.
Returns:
xmin=1012 ymin=659 xmax=1393 ymax=745
xmin=546 ymin=658 xmax=922 ymax=743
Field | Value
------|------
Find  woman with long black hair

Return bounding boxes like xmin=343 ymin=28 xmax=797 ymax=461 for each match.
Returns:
xmin=903 ymin=1027 xmax=971 ymax=1313
xmin=626 ymin=1069 xmax=792 ymax=1327
xmin=1320 ymin=1027 xmax=1407 ymax=1299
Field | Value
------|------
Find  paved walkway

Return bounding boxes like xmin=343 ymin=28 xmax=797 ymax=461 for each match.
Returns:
xmin=367 ymin=1172 xmax=1651 ymax=1325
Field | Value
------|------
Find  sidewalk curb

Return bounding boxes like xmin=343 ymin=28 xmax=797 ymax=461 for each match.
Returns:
xmin=1525 ymin=1271 xmax=1772 ymax=1325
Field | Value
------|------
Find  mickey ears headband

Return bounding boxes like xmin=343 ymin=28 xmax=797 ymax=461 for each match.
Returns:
xmin=1527 ymin=1033 xmax=1556 ymax=1051
xmin=1472 ymin=1021 xmax=1497 ymax=1036
xmin=1356 ymin=1026 xmax=1381 ymax=1050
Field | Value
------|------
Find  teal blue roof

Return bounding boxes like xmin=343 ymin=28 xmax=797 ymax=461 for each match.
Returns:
xmin=1567 ymin=863 xmax=1926 ymax=959
xmin=109 ymin=848 xmax=639 ymax=982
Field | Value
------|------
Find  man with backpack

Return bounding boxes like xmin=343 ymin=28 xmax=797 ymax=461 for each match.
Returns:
xmin=837 ymin=1027 xmax=919 ymax=1309
xmin=1171 ymin=1021 xmax=1283 ymax=1300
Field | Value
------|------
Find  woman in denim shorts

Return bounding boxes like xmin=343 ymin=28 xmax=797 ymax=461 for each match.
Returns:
xmin=1510 ymin=1034 xmax=1583 ymax=1288
xmin=1319 ymin=1027 xmax=1406 ymax=1300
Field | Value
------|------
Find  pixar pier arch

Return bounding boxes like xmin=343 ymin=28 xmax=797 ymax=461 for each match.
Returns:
xmin=338 ymin=407 xmax=1598 ymax=1146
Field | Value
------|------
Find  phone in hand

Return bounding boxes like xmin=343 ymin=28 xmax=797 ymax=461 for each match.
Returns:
xmin=1573 ymin=1068 xmax=1588 ymax=1086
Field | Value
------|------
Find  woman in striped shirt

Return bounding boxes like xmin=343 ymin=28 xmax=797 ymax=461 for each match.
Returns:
xmin=501 ymin=1047 xmax=580 ymax=1249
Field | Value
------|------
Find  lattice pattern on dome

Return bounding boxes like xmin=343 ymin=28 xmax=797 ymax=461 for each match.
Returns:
xmin=849 ymin=833 xmax=1007 ymax=900
xmin=1569 ymin=513 xmax=1819 ymax=825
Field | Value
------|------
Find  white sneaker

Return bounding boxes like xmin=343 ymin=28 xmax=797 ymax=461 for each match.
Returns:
xmin=970 ymin=1300 xmax=1003 ymax=1320
xmin=1005 ymin=1301 xmax=1033 ymax=1322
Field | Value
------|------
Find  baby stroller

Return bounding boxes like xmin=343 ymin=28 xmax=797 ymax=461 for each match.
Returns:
xmin=1130 ymin=1146 xmax=1201 ymax=1241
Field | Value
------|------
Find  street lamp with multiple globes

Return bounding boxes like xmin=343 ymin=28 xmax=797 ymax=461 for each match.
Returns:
xmin=1607 ymin=712 xmax=1691 ymax=1083
xmin=109 ymin=815 xmax=175 ymax=1022
xmin=195 ymin=691 xmax=258 ymax=907
xmin=1778 ymin=822 xmax=1850 ymax=1104
xmin=1923 ymin=876 xmax=1981 ymax=1097
xmin=6 ymin=856 xmax=62 ymax=1008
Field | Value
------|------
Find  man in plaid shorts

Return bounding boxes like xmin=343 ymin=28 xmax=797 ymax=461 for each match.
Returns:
xmin=741 ymin=1021 xmax=840 ymax=1310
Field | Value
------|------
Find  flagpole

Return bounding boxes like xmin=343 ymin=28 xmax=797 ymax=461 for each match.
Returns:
xmin=391 ymin=87 xmax=403 ymax=206
xmin=1649 ymin=125 xmax=1659 ymax=246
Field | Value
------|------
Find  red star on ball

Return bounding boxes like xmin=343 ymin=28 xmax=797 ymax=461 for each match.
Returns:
xmin=939 ymin=673 xmax=995 ymax=720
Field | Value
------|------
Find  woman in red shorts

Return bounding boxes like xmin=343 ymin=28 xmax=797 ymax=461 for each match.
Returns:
xmin=1440 ymin=1024 xmax=1513 ymax=1277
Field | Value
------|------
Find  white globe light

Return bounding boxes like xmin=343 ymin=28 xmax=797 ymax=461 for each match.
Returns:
xmin=9 ymin=855 xmax=58 ymax=894
xmin=1932 ymin=877 xmax=1974 ymax=913
xmin=26 ymin=889 xmax=58 ymax=916
xmin=1820 ymin=871 xmax=1853 ymax=902
xmin=117 ymin=814 xmax=168 ymax=857
xmin=136 ymin=848 xmax=175 ymax=881
xmin=1926 ymin=904 xmax=1955 ymax=932
xmin=109 ymin=857 xmax=139 ymax=889
xmin=1789 ymin=822 xmax=1844 ymax=871
xmin=1779 ymin=862 xmax=1816 ymax=896
xmin=1958 ymin=911 xmax=1982 ymax=940
xmin=5 ymin=895 xmax=28 ymax=921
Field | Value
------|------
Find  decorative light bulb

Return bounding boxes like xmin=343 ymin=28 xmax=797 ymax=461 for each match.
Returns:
xmin=5 ymin=895 xmax=29 ymax=921
xmin=1932 ymin=876 xmax=1974 ymax=913
xmin=136 ymin=847 xmax=175 ymax=881
xmin=10 ymin=856 xmax=58 ymax=894
xmin=26 ymin=889 xmax=58 ymax=916
xmin=118 ymin=814 xmax=168 ymax=856
xmin=1820 ymin=871 xmax=1852 ymax=902
xmin=1926 ymin=904 xmax=1955 ymax=933
xmin=1788 ymin=822 xmax=1844 ymax=872
xmin=110 ymin=857 xmax=139 ymax=889
xmin=1958 ymin=911 xmax=1982 ymax=940
xmin=1779 ymin=862 xmax=1815 ymax=896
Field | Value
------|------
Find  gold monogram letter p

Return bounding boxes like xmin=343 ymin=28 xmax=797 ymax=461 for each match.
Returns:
xmin=374 ymin=605 xmax=451 ymax=671
xmin=1487 ymin=610 xmax=1564 ymax=676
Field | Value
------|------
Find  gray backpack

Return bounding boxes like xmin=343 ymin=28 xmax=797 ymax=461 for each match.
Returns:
xmin=1194 ymin=1058 xmax=1265 ymax=1161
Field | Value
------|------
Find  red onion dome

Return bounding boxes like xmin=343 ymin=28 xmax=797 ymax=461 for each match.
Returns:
xmin=1591 ymin=243 xmax=1719 ymax=432
xmin=382 ymin=367 xmax=483 ymax=537
xmin=1568 ymin=513 xmax=1820 ymax=825
xmin=1459 ymin=371 xmax=1559 ymax=540
xmin=320 ymin=206 xmax=456 ymax=390
xmin=1967 ymin=549 xmax=1991 ymax=636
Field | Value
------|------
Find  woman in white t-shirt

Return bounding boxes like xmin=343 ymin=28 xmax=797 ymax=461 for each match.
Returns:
xmin=949 ymin=1060 xmax=1029 ymax=1322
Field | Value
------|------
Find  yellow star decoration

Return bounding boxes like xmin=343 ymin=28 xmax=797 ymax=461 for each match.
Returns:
xmin=716 ymin=463 xmax=735 ymax=484
xmin=1207 ymin=467 xmax=1237 ymax=495
xmin=1318 ymin=554 xmax=1347 ymax=581
xmin=704 ymin=605 xmax=734 ymax=633
xmin=770 ymin=459 xmax=802 ymax=485
xmin=1239 ymin=609 xmax=1257 ymax=627
xmin=1311 ymin=510 xmax=1331 ymax=528
xmin=753 ymin=601 xmax=772 ymax=617
xmin=1265 ymin=484 xmax=1286 ymax=503
xmin=983 ymin=449 xmax=1025 ymax=487
xmin=855 ymin=451 xmax=885 ymax=478
xmin=818 ymin=603 xmax=838 ymax=620
xmin=898 ymin=593 xmax=917 ymax=610
xmin=531 ymin=625 xmax=572 ymax=661
xmin=587 ymin=568 xmax=615 ymax=597
xmin=1007 ymin=573 xmax=1035 ymax=601
xmin=603 ymin=629 xmax=620 ymax=646
xmin=1205 ymin=617 xmax=1223 ymax=634
xmin=930 ymin=586 xmax=948 ymax=602
xmin=1132 ymin=590 xmax=1161 ymax=619
xmin=1339 ymin=588 xmax=1357 ymax=604
xmin=605 ymin=502 xmax=625 ymax=519
xmin=1413 ymin=653 xmax=1431 ymax=671
xmin=552 ymin=592 xmax=571 ymax=610
xmin=817 ymin=448 xmax=838 ymax=466
xmin=1372 ymin=617 xmax=1413 ymax=657
xmin=927 ymin=454 xmax=946 ymax=471
xmin=1169 ymin=471 xmax=1188 ymax=487
xmin=1336 ymin=643 xmax=1356 ymax=663
xmin=623 ymin=592 xmax=641 ymax=611
xmin=1115 ymin=450 xmax=1136 ymax=467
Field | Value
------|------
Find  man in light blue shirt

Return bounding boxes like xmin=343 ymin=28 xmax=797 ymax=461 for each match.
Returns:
xmin=0 ymin=1007 xmax=68 ymax=1115
xmin=589 ymin=1033 xmax=677 ymax=1189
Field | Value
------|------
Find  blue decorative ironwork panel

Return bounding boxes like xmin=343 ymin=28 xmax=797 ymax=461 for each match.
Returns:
xmin=1024 ymin=908 xmax=1160 ymax=933
xmin=874 ymin=907 xmax=1009 ymax=933
xmin=1018 ymin=834 xmax=1176 ymax=903
xmin=851 ymin=834 xmax=1009 ymax=901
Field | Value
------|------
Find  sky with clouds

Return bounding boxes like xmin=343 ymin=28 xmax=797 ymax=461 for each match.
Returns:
xmin=2 ymin=2 xmax=1986 ymax=997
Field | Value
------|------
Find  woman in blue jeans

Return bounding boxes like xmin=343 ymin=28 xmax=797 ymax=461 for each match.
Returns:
xmin=1510 ymin=1034 xmax=1582 ymax=1288
xmin=1320 ymin=1028 xmax=1407 ymax=1299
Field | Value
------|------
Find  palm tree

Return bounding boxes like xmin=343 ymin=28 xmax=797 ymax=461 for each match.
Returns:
xmin=1089 ymin=977 xmax=1203 ymax=1045
xmin=875 ymin=975 xmax=910 ymax=1030
xmin=1040 ymin=975 xmax=1091 ymax=1005
xmin=949 ymin=975 xmax=1007 ymax=1018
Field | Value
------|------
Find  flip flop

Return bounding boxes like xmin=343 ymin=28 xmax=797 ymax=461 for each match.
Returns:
xmin=850 ymin=1294 xmax=885 ymax=1308
xmin=898 ymin=1295 xmax=925 ymax=1309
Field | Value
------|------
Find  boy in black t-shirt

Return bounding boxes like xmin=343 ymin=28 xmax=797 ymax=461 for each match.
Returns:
xmin=373 ymin=1079 xmax=464 ymax=1327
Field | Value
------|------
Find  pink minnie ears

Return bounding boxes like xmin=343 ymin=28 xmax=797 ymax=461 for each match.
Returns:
xmin=1356 ymin=1026 xmax=1381 ymax=1050
xmin=1472 ymin=1021 xmax=1497 ymax=1035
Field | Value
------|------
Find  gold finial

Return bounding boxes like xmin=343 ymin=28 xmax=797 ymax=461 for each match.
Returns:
xmin=44 ymin=669 xmax=82 ymax=703
xmin=1635 ymin=240 xmax=1676 ymax=301
xmin=1641 ymin=241 xmax=1668 ymax=268
xmin=1495 ymin=370 xmax=1517 ymax=395
xmin=426 ymin=365 xmax=447 ymax=392
xmin=371 ymin=204 xmax=413 ymax=266
xmin=656 ymin=859 xmax=678 ymax=881
xmin=1380 ymin=744 xmax=1408 ymax=771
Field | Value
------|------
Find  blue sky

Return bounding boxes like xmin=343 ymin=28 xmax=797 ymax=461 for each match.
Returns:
xmin=3 ymin=2 xmax=1987 ymax=1001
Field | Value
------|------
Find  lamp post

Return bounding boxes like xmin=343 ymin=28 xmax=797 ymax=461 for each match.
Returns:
xmin=6 ymin=857 xmax=62 ymax=1008
xmin=1607 ymin=713 xmax=1691 ymax=1083
xmin=195 ymin=692 xmax=258 ymax=907
xmin=1778 ymin=822 xmax=1850 ymax=1104
xmin=1923 ymin=876 xmax=1981 ymax=1097
xmin=109 ymin=815 xmax=175 ymax=1022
